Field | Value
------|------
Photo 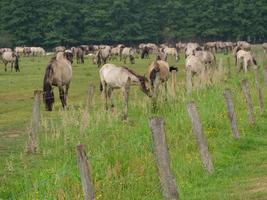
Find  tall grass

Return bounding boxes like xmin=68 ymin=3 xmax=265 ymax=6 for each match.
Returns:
xmin=1 ymin=46 xmax=267 ymax=199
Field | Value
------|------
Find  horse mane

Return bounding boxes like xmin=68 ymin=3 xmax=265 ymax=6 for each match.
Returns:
xmin=122 ymin=67 xmax=143 ymax=80
xmin=122 ymin=67 xmax=149 ymax=94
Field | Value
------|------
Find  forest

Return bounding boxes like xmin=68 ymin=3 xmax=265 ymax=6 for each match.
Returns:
xmin=0 ymin=0 xmax=266 ymax=48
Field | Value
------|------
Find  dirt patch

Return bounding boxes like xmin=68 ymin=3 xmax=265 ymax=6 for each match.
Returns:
xmin=249 ymin=176 xmax=267 ymax=193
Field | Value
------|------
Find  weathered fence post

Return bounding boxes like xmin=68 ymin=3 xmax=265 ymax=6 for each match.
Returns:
xmin=76 ymin=144 xmax=94 ymax=200
xmin=86 ymin=84 xmax=95 ymax=110
xmin=171 ymin=67 xmax=178 ymax=97
xmin=227 ymin=57 xmax=231 ymax=78
xmin=223 ymin=89 xmax=240 ymax=139
xmin=254 ymin=68 xmax=264 ymax=114
xmin=187 ymin=102 xmax=214 ymax=173
xmin=264 ymin=66 xmax=267 ymax=86
xmin=80 ymin=84 xmax=95 ymax=133
xmin=149 ymin=117 xmax=179 ymax=200
xmin=27 ymin=90 xmax=42 ymax=153
xmin=241 ymin=79 xmax=255 ymax=124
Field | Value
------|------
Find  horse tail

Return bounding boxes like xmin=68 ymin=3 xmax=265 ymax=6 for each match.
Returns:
xmin=14 ymin=55 xmax=19 ymax=71
xmin=43 ymin=64 xmax=54 ymax=111
xmin=99 ymin=81 xmax=103 ymax=92
xmin=253 ymin=57 xmax=257 ymax=65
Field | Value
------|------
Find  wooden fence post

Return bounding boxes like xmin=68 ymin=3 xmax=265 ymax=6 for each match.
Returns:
xmin=241 ymin=79 xmax=255 ymax=124
xmin=264 ymin=66 xmax=267 ymax=86
xmin=149 ymin=117 xmax=179 ymax=200
xmin=254 ymin=68 xmax=264 ymax=114
xmin=187 ymin=102 xmax=214 ymax=173
xmin=27 ymin=90 xmax=42 ymax=153
xmin=80 ymin=84 xmax=95 ymax=134
xmin=76 ymin=144 xmax=94 ymax=200
xmin=86 ymin=84 xmax=95 ymax=110
xmin=223 ymin=89 xmax=240 ymax=139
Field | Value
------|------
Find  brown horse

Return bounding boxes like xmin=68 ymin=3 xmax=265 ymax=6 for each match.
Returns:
xmin=43 ymin=51 xmax=73 ymax=111
xmin=146 ymin=60 xmax=173 ymax=96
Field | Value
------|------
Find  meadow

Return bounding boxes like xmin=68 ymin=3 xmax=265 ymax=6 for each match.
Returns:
xmin=0 ymin=47 xmax=267 ymax=200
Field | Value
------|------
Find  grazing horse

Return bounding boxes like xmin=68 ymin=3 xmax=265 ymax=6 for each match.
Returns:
xmin=99 ymin=63 xmax=151 ymax=120
xmin=94 ymin=46 xmax=111 ymax=68
xmin=43 ymin=51 xmax=73 ymax=111
xmin=234 ymin=48 xmax=257 ymax=73
xmin=163 ymin=47 xmax=179 ymax=62
xmin=193 ymin=50 xmax=216 ymax=69
xmin=1 ymin=51 xmax=19 ymax=72
xmin=72 ymin=47 xmax=84 ymax=64
xmin=121 ymin=47 xmax=135 ymax=64
xmin=185 ymin=55 xmax=207 ymax=93
xmin=146 ymin=60 xmax=171 ymax=96
xmin=141 ymin=46 xmax=150 ymax=59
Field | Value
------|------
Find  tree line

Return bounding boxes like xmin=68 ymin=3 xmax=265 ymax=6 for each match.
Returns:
xmin=0 ymin=0 xmax=266 ymax=48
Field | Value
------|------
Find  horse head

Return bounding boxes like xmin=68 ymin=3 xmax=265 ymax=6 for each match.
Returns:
xmin=139 ymin=76 xmax=152 ymax=97
xmin=64 ymin=50 xmax=73 ymax=63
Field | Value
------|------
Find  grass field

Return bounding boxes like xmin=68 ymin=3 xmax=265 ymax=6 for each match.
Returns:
xmin=0 ymin=47 xmax=267 ymax=200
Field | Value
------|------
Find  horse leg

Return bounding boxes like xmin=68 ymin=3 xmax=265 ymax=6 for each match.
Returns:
xmin=122 ymin=78 xmax=130 ymax=120
xmin=107 ymin=87 xmax=114 ymax=108
xmin=244 ymin=61 xmax=248 ymax=73
xmin=104 ymin=84 xmax=108 ymax=111
xmin=81 ymin=56 xmax=84 ymax=64
xmin=11 ymin=62 xmax=13 ymax=72
xmin=58 ymin=86 xmax=66 ymax=110
xmin=65 ymin=83 xmax=70 ymax=102
xmin=4 ymin=62 xmax=7 ymax=72
xmin=186 ymin=70 xmax=193 ymax=94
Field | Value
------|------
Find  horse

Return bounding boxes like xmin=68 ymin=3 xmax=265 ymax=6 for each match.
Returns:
xmin=156 ymin=50 xmax=167 ymax=61
xmin=163 ymin=47 xmax=179 ymax=62
xmin=121 ymin=47 xmax=135 ymax=64
xmin=141 ymin=46 xmax=150 ymax=59
xmin=23 ymin=47 xmax=31 ymax=56
xmin=1 ymin=51 xmax=19 ymax=72
xmin=185 ymin=43 xmax=201 ymax=58
xmin=54 ymin=46 xmax=66 ymax=53
xmin=99 ymin=63 xmax=151 ymax=120
xmin=234 ymin=48 xmax=257 ymax=73
xmin=94 ymin=46 xmax=111 ymax=67
xmin=43 ymin=50 xmax=73 ymax=111
xmin=74 ymin=47 xmax=84 ymax=64
xmin=237 ymin=41 xmax=251 ymax=51
xmin=193 ymin=50 xmax=216 ymax=69
xmin=185 ymin=55 xmax=207 ymax=93
xmin=145 ymin=60 xmax=172 ymax=97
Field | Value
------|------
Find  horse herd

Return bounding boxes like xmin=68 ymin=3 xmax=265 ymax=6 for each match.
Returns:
xmin=1 ymin=41 xmax=266 ymax=119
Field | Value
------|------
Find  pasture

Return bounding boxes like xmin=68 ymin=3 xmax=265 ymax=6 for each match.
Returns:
xmin=1 ymin=47 xmax=267 ymax=199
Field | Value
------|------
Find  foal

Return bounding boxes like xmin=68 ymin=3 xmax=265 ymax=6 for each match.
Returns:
xmin=99 ymin=63 xmax=151 ymax=120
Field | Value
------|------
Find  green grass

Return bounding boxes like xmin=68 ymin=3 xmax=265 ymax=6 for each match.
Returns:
xmin=1 ymin=47 xmax=267 ymax=199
